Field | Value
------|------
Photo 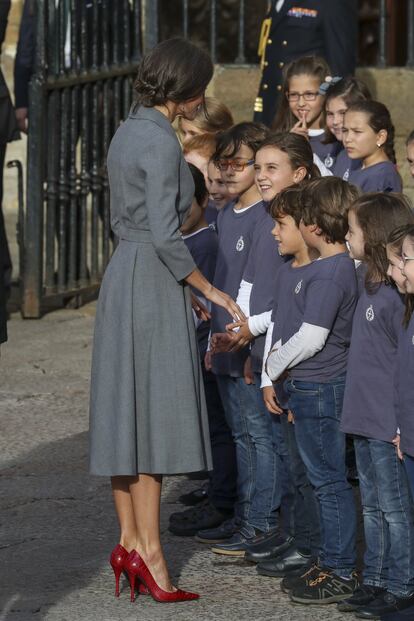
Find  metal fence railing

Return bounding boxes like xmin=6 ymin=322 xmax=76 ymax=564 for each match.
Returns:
xmin=22 ymin=0 xmax=141 ymax=317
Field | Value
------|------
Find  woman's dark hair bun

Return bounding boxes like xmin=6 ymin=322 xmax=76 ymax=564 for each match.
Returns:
xmin=134 ymin=38 xmax=214 ymax=108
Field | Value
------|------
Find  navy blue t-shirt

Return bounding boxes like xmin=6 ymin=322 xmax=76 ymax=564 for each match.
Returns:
xmin=184 ymin=226 xmax=218 ymax=357
xmin=349 ymin=161 xmax=402 ymax=193
xmin=396 ymin=313 xmax=414 ymax=457
xmin=341 ymin=283 xmax=404 ymax=442
xmin=242 ymin=212 xmax=286 ymax=373
xmin=271 ymin=253 xmax=357 ymax=382
xmin=309 ymin=132 xmax=342 ymax=170
xmin=211 ymin=200 xmax=268 ymax=376
xmin=205 ymin=199 xmax=218 ymax=229
xmin=333 ymin=149 xmax=361 ymax=181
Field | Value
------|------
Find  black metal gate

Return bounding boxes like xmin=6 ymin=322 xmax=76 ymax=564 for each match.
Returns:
xmin=22 ymin=0 xmax=142 ymax=317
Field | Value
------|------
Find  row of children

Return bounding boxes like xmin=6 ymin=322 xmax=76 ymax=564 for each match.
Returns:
xmin=168 ymin=56 xmax=414 ymax=619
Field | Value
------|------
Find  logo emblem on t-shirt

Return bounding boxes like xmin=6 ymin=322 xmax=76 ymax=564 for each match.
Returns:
xmin=236 ymin=236 xmax=245 ymax=252
xmin=366 ymin=305 xmax=375 ymax=321
xmin=324 ymin=155 xmax=334 ymax=169
xmin=295 ymin=280 xmax=303 ymax=294
xmin=343 ymin=168 xmax=350 ymax=181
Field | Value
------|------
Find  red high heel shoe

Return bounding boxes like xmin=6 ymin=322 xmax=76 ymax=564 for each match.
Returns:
xmin=109 ymin=544 xmax=149 ymax=597
xmin=125 ymin=550 xmax=199 ymax=603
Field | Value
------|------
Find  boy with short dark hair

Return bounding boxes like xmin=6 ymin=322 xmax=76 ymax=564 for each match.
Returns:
xmin=265 ymin=177 xmax=361 ymax=605
xmin=169 ymin=163 xmax=237 ymax=537
xmin=201 ymin=122 xmax=282 ymax=553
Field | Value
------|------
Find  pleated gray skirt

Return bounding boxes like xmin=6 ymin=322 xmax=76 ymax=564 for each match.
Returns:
xmin=89 ymin=236 xmax=213 ymax=476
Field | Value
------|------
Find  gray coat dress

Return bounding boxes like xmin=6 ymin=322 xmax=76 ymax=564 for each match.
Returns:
xmin=89 ymin=105 xmax=213 ymax=476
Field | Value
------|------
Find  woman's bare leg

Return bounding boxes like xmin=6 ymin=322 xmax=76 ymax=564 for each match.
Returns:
xmin=111 ymin=476 xmax=138 ymax=551
xmin=129 ymin=473 xmax=174 ymax=592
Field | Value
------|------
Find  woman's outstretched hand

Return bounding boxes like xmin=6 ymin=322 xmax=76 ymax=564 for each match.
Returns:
xmin=206 ymin=286 xmax=246 ymax=322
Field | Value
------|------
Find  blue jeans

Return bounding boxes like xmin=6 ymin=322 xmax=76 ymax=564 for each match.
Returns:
xmin=404 ymin=454 xmax=414 ymax=502
xmin=280 ymin=412 xmax=321 ymax=556
xmin=266 ymin=410 xmax=295 ymax=535
xmin=286 ymin=376 xmax=356 ymax=576
xmin=202 ymin=364 xmax=237 ymax=512
xmin=216 ymin=374 xmax=278 ymax=531
xmin=354 ymin=436 xmax=414 ymax=597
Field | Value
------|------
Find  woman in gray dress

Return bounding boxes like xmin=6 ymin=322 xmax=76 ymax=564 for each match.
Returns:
xmin=89 ymin=38 xmax=243 ymax=603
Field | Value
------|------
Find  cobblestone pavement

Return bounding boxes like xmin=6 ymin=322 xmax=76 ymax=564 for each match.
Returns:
xmin=1 ymin=305 xmax=354 ymax=621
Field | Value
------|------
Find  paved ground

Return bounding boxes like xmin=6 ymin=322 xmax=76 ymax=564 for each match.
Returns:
xmin=0 ymin=304 xmax=360 ymax=621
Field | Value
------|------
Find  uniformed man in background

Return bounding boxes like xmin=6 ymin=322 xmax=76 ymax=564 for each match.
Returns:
xmin=254 ymin=0 xmax=358 ymax=126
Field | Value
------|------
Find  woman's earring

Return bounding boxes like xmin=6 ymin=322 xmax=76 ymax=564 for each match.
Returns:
xmin=377 ymin=142 xmax=382 ymax=148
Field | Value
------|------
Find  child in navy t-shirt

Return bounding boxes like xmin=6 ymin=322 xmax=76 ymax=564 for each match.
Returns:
xmin=209 ymin=122 xmax=279 ymax=553
xmin=341 ymin=194 xmax=414 ymax=615
xmin=342 ymin=100 xmax=402 ymax=192
xmin=265 ymin=177 xmax=360 ymax=605
xmin=393 ymin=225 xmax=414 ymax=499
xmin=169 ymin=163 xmax=237 ymax=536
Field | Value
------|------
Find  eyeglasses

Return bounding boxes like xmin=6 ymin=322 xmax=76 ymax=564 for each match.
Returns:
xmin=286 ymin=91 xmax=320 ymax=102
xmin=401 ymin=253 xmax=414 ymax=265
xmin=216 ymin=159 xmax=255 ymax=172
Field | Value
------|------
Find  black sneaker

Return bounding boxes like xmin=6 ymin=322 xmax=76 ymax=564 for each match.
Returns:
xmin=355 ymin=591 xmax=414 ymax=619
xmin=195 ymin=516 xmax=241 ymax=544
xmin=280 ymin=563 xmax=322 ymax=594
xmin=178 ymin=485 xmax=208 ymax=506
xmin=290 ymin=568 xmax=359 ymax=605
xmin=337 ymin=584 xmax=386 ymax=612
xmin=168 ymin=500 xmax=231 ymax=536
xmin=169 ymin=498 xmax=210 ymax=523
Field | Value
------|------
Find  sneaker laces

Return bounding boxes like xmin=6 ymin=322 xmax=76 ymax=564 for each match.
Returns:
xmin=309 ymin=569 xmax=332 ymax=587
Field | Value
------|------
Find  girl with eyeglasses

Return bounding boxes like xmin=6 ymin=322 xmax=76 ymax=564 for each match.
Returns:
xmin=394 ymin=224 xmax=414 ymax=501
xmin=272 ymin=55 xmax=341 ymax=173
xmin=341 ymin=194 xmax=414 ymax=618
xmin=342 ymin=100 xmax=402 ymax=193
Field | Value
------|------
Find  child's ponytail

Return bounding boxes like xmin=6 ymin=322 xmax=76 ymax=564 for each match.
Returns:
xmin=347 ymin=100 xmax=397 ymax=164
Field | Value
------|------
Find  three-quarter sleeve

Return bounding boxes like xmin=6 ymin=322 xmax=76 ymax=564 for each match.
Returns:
xmin=140 ymin=136 xmax=196 ymax=282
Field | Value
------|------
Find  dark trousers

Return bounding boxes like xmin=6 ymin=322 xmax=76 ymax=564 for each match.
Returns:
xmin=280 ymin=412 xmax=320 ymax=555
xmin=0 ymin=143 xmax=11 ymax=289
xmin=0 ymin=143 xmax=10 ymax=344
xmin=405 ymin=454 xmax=414 ymax=502
xmin=203 ymin=364 xmax=237 ymax=512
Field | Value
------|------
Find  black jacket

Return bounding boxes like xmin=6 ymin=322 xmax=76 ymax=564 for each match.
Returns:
xmin=254 ymin=0 xmax=358 ymax=126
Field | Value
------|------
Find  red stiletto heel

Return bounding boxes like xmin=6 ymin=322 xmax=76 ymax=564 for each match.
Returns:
xmin=109 ymin=544 xmax=149 ymax=598
xmin=125 ymin=550 xmax=200 ymax=603
xmin=110 ymin=544 xmax=128 ymax=597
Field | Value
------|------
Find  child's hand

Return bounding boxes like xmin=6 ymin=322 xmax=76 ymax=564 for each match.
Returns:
xmin=392 ymin=434 xmax=403 ymax=461
xmin=204 ymin=351 xmax=213 ymax=371
xmin=291 ymin=113 xmax=309 ymax=139
xmin=210 ymin=332 xmax=235 ymax=353
xmin=243 ymin=356 xmax=255 ymax=385
xmin=262 ymin=385 xmax=283 ymax=415
xmin=191 ymin=293 xmax=211 ymax=322
xmin=225 ymin=319 xmax=254 ymax=352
